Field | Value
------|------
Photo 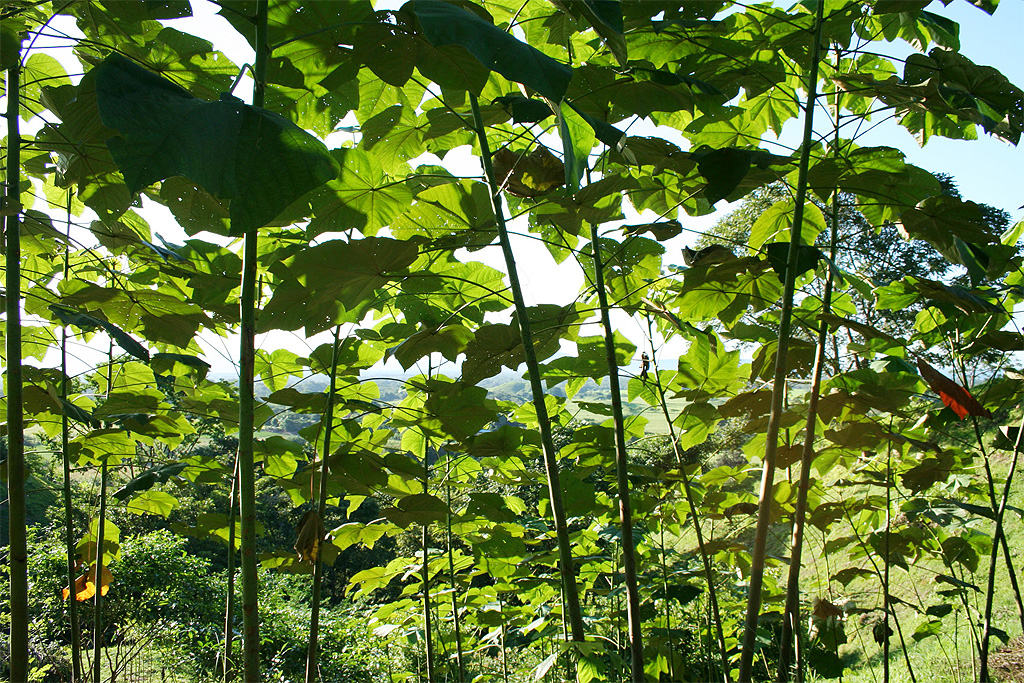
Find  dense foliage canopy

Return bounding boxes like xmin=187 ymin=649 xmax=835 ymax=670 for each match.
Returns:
xmin=2 ymin=1 xmax=1023 ymax=682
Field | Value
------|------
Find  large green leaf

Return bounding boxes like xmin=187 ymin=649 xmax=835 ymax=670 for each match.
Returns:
xmin=94 ymin=54 xmax=339 ymax=234
xmin=0 ymin=23 xmax=21 ymax=70
xmin=308 ymin=148 xmax=412 ymax=237
xmin=749 ymin=200 xmax=826 ymax=249
xmin=406 ymin=0 xmax=572 ymax=101
xmin=692 ymin=146 xmax=791 ymax=205
xmin=676 ymin=334 xmax=747 ymax=396
xmin=49 ymin=305 xmax=150 ymax=361
xmin=260 ymin=237 xmax=419 ymax=333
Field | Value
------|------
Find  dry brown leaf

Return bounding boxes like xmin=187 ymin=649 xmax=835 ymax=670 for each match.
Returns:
xmin=812 ymin=597 xmax=844 ymax=621
xmin=294 ymin=509 xmax=326 ymax=563
xmin=492 ymin=147 xmax=564 ymax=197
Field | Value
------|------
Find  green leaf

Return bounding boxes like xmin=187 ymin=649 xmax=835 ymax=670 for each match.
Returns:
xmin=308 ymin=148 xmax=412 ymax=237
xmin=260 ymin=237 xmax=419 ymax=333
xmin=494 ymin=94 xmax=553 ymax=124
xmin=474 ymin=526 xmax=526 ymax=578
xmin=534 ymin=652 xmax=559 ymax=681
xmin=385 ymin=493 xmax=449 ymax=528
xmin=911 ymin=619 xmax=943 ymax=642
xmin=925 ymin=603 xmax=953 ymax=618
xmin=750 ymin=200 xmax=826 ymax=250
xmin=0 ymin=23 xmax=21 ymax=70
xmin=94 ymin=54 xmax=338 ymax=234
xmin=22 ymin=53 xmax=71 ymax=120
xmin=552 ymin=0 xmax=626 ymax=65
xmin=360 ymin=104 xmax=426 ymax=174
xmin=692 ymin=146 xmax=790 ymax=205
xmin=49 ymin=305 xmax=151 ymax=362
xmin=806 ymin=647 xmax=844 ymax=678
xmin=676 ymin=334 xmax=746 ymax=395
xmin=126 ymin=490 xmax=178 ymax=517
xmin=1001 ymin=219 xmax=1024 ymax=247
xmin=390 ymin=325 xmax=474 ymax=369
xmin=941 ymin=536 xmax=979 ymax=573
xmin=558 ymin=100 xmax=596 ymax=192
xmin=407 ymin=0 xmax=572 ymax=101
xmin=254 ymin=349 xmax=303 ymax=393
xmin=113 ymin=462 xmax=188 ymax=501
xmin=993 ymin=426 xmax=1024 ymax=453
xmin=765 ymin=243 xmax=823 ymax=280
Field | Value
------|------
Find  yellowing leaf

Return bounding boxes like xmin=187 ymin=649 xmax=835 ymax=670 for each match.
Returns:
xmin=63 ymin=564 xmax=112 ymax=602
xmin=294 ymin=510 xmax=326 ymax=563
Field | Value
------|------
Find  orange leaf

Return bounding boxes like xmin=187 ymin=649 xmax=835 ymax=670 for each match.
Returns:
xmin=916 ymin=360 xmax=992 ymax=419
xmin=63 ymin=564 xmax=112 ymax=602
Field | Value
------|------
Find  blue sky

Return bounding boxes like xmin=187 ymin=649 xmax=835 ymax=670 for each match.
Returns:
xmin=877 ymin=0 xmax=1023 ymax=222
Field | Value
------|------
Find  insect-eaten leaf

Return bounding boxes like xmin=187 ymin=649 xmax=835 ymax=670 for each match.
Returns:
xmin=63 ymin=564 xmax=112 ymax=602
xmin=94 ymin=54 xmax=338 ymax=235
xmin=294 ymin=509 xmax=326 ymax=564
xmin=916 ymin=359 xmax=992 ymax=419
xmin=492 ymin=147 xmax=564 ymax=198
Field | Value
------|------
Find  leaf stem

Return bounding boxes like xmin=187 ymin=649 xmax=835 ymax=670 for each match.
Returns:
xmin=777 ymin=63 xmax=844 ymax=683
xmin=645 ymin=314 xmax=731 ymax=683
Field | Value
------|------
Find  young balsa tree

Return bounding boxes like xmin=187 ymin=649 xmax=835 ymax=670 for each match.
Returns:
xmin=3 ymin=1 xmax=1022 ymax=682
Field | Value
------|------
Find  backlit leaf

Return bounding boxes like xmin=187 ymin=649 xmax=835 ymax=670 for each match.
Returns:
xmin=407 ymin=0 xmax=572 ymax=101
xmin=63 ymin=564 xmax=113 ymax=602
xmin=94 ymin=54 xmax=338 ymax=234
xmin=916 ymin=359 xmax=992 ymax=419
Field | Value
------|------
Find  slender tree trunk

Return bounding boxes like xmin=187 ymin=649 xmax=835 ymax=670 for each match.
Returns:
xmin=92 ymin=456 xmax=109 ymax=683
xmin=5 ymin=59 xmax=30 ymax=683
xmin=421 ymin=437 xmax=435 ymax=683
xmin=468 ymin=92 xmax=586 ymax=642
xmin=738 ymin=4 xmax=826 ymax=679
xmin=62 ymin=192 xmax=83 ymax=682
xmin=645 ymin=324 xmax=730 ymax=683
xmin=589 ymin=230 xmax=644 ymax=679
xmin=238 ymin=3 xmax=269 ymax=681
xmin=980 ymin=411 xmax=1024 ymax=681
xmin=306 ymin=327 xmax=341 ymax=683
xmin=92 ymin=342 xmax=115 ymax=683
xmin=224 ymin=457 xmax=239 ymax=683
xmin=883 ymin=438 xmax=895 ymax=683
xmin=777 ymin=184 xmax=841 ymax=683
xmin=446 ymin=456 xmax=467 ymax=682
xmin=659 ymin=518 xmax=675 ymax=682
xmin=499 ymin=593 xmax=509 ymax=683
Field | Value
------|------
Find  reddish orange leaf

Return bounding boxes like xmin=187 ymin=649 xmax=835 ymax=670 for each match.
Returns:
xmin=916 ymin=360 xmax=992 ymax=419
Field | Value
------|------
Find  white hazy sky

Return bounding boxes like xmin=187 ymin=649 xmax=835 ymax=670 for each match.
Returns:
xmin=21 ymin=0 xmax=1024 ymax=377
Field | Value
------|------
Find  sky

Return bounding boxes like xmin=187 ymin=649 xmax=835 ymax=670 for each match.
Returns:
xmin=20 ymin=0 xmax=1024 ymax=377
